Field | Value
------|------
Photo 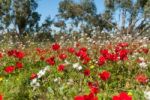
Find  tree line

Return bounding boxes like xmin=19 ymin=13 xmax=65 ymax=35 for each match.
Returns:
xmin=0 ymin=0 xmax=149 ymax=38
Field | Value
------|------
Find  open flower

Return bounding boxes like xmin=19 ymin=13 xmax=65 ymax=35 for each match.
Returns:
xmin=139 ymin=62 xmax=148 ymax=69
xmin=58 ymin=64 xmax=65 ymax=72
xmin=98 ymin=71 xmax=110 ymax=81
xmin=74 ymin=92 xmax=98 ymax=100
xmin=52 ymin=43 xmax=60 ymax=51
xmin=46 ymin=56 xmax=55 ymax=65
xmin=4 ymin=66 xmax=15 ymax=74
xmin=59 ymin=53 xmax=67 ymax=60
xmin=37 ymin=70 xmax=46 ymax=78
xmin=112 ymin=92 xmax=132 ymax=100
xmin=98 ymin=56 xmax=106 ymax=66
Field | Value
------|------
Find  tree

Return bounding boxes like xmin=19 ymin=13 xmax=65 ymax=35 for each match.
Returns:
xmin=40 ymin=16 xmax=53 ymax=33
xmin=0 ymin=0 xmax=41 ymax=35
xmin=58 ymin=0 xmax=116 ymax=36
xmin=13 ymin=0 xmax=41 ymax=35
xmin=0 ymin=0 xmax=12 ymax=32
xmin=104 ymin=0 xmax=149 ymax=35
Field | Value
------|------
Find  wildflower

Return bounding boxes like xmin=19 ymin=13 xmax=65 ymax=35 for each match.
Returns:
xmin=59 ymin=53 xmax=67 ymax=60
xmin=112 ymin=92 xmax=132 ymax=100
xmin=30 ymin=78 xmax=40 ymax=88
xmin=52 ymin=43 xmax=60 ymax=51
xmin=139 ymin=62 xmax=147 ymax=69
xmin=68 ymin=47 xmax=75 ymax=53
xmin=4 ymin=66 xmax=15 ymax=73
xmin=37 ymin=70 xmax=46 ymax=78
xmin=16 ymin=62 xmax=23 ymax=69
xmin=98 ymin=71 xmax=110 ymax=81
xmin=118 ymin=49 xmax=128 ymax=60
xmin=74 ymin=95 xmax=84 ymax=100
xmin=83 ymin=56 xmax=91 ymax=65
xmin=77 ymin=66 xmax=82 ymax=70
xmin=88 ymin=82 xmax=99 ymax=94
xmin=15 ymin=51 xmax=25 ymax=59
xmin=84 ymin=69 xmax=90 ymax=76
xmin=46 ymin=56 xmax=55 ymax=66
xmin=98 ymin=56 xmax=106 ymax=66
xmin=58 ymin=64 xmax=65 ymax=72
xmin=74 ymin=92 xmax=98 ymax=100
xmin=107 ymin=53 xmax=118 ymax=62
xmin=30 ymin=73 xmax=37 ymax=80
xmin=7 ymin=49 xmax=17 ymax=56
xmin=136 ymin=57 xmax=144 ymax=63
xmin=135 ymin=74 xmax=148 ymax=84
xmin=43 ymin=66 xmax=50 ymax=71
xmin=80 ymin=47 xmax=87 ymax=52
xmin=100 ymin=49 xmax=109 ymax=57
xmin=73 ymin=63 xmax=79 ymax=69
xmin=144 ymin=91 xmax=150 ymax=100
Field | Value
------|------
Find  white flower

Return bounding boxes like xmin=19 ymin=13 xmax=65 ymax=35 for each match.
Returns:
xmin=30 ymin=78 xmax=40 ymax=88
xmin=37 ymin=70 xmax=46 ymax=78
xmin=30 ymin=79 xmax=37 ymax=86
xmin=77 ymin=66 xmax=82 ymax=70
xmin=34 ymin=82 xmax=40 ymax=87
xmin=139 ymin=57 xmax=145 ymax=62
xmin=44 ymin=65 xmax=50 ymax=71
xmin=73 ymin=63 xmax=79 ymax=69
xmin=139 ymin=62 xmax=148 ymax=69
xmin=144 ymin=91 xmax=150 ymax=100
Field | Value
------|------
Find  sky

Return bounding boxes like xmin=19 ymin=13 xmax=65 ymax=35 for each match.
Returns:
xmin=37 ymin=0 xmax=105 ymax=24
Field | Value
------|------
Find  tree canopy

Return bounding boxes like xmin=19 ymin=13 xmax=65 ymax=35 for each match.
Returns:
xmin=0 ymin=0 xmax=149 ymax=37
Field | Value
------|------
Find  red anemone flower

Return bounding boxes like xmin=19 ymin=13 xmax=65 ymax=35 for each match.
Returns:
xmin=112 ymin=92 xmax=132 ymax=100
xmin=59 ymin=53 xmax=67 ymax=60
xmin=98 ymin=71 xmax=110 ymax=81
xmin=4 ymin=66 xmax=15 ymax=74
xmin=30 ymin=73 xmax=37 ymax=80
xmin=16 ymin=62 xmax=23 ymax=69
xmin=98 ymin=56 xmax=106 ymax=66
xmin=52 ymin=43 xmax=60 ymax=51
xmin=58 ymin=64 xmax=65 ymax=72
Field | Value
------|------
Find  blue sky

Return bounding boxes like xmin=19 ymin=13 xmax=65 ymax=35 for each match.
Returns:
xmin=37 ymin=0 xmax=105 ymax=24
